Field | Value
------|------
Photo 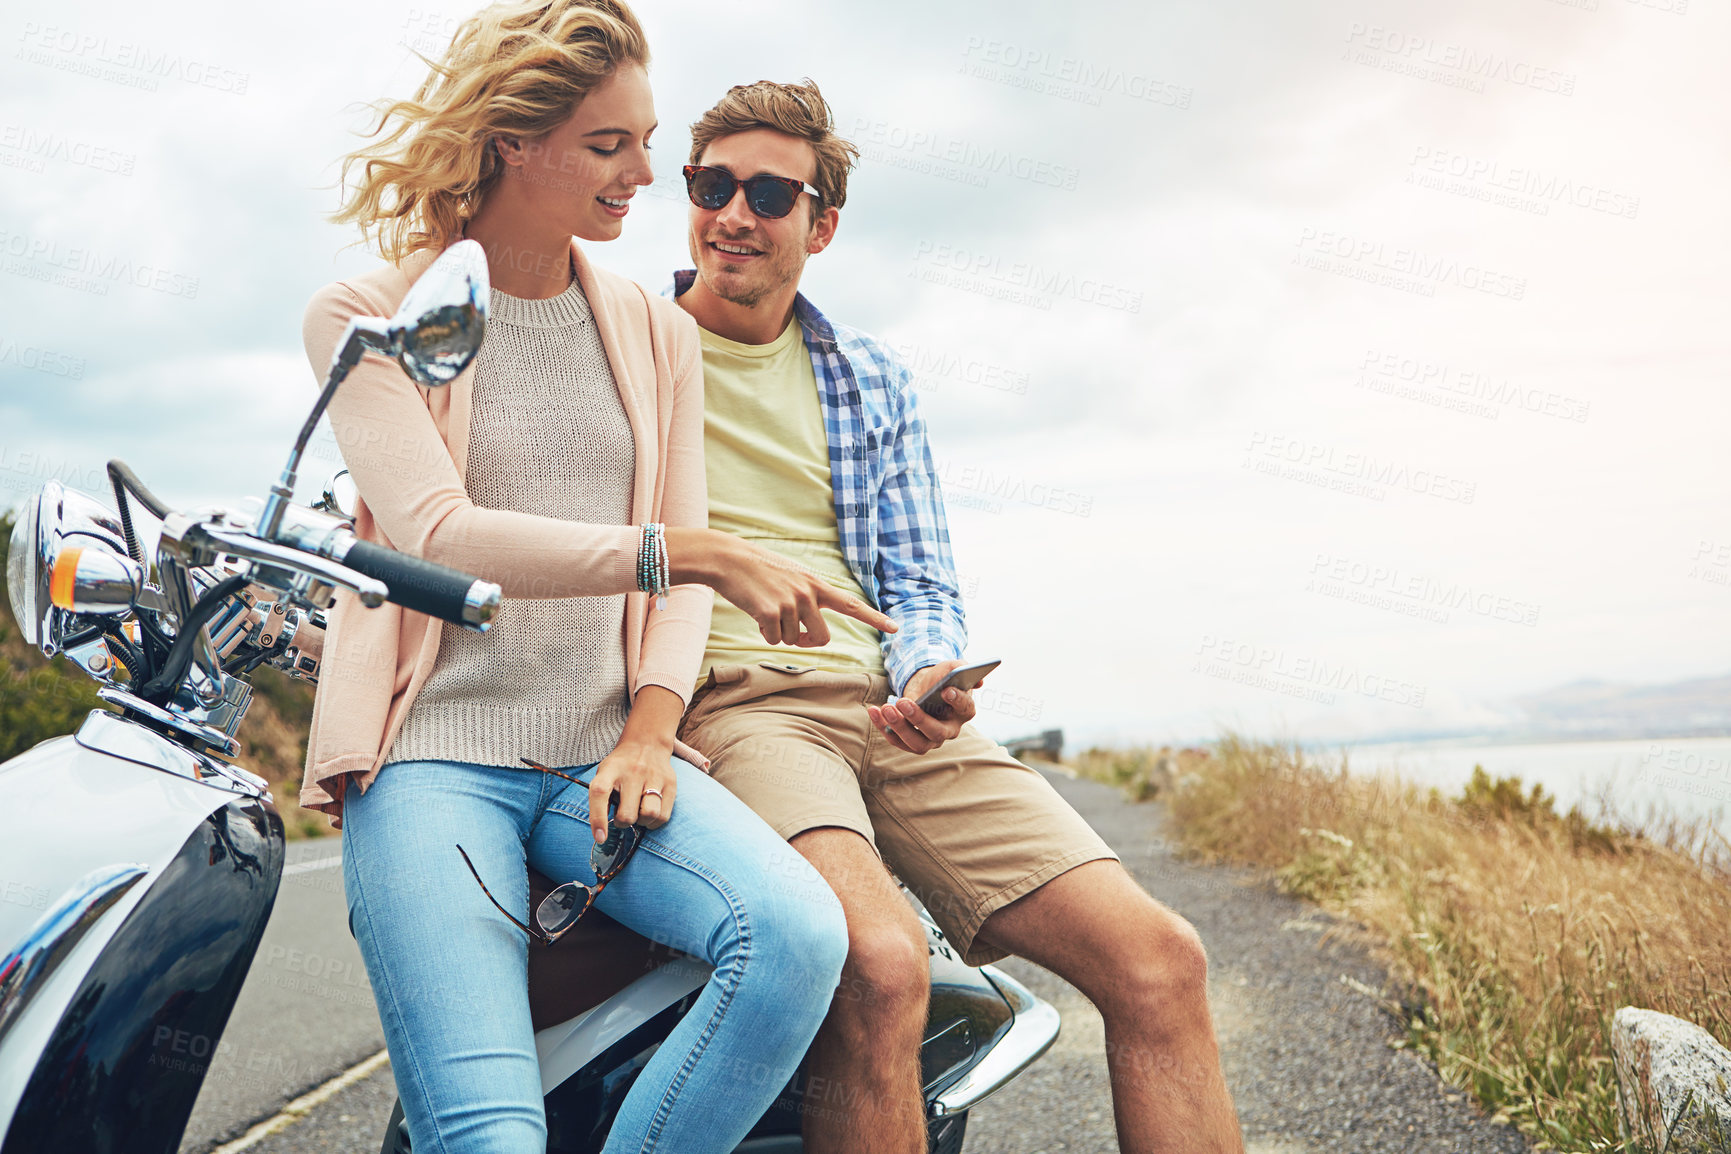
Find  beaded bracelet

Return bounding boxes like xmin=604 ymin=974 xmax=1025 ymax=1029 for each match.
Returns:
xmin=638 ymin=522 xmax=669 ymax=610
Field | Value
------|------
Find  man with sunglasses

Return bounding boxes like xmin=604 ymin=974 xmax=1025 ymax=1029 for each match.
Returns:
xmin=671 ymin=80 xmax=1244 ymax=1154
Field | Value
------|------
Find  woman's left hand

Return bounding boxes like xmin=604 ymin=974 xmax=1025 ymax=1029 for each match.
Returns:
xmin=587 ymin=739 xmax=677 ymax=841
xmin=587 ymin=685 xmax=687 ymax=841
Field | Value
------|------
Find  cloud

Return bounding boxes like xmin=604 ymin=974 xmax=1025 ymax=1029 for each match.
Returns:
xmin=3 ymin=0 xmax=1727 ymax=751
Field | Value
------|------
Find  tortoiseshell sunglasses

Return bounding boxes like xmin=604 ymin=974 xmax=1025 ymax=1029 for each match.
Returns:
xmin=456 ymin=758 xmax=643 ymax=946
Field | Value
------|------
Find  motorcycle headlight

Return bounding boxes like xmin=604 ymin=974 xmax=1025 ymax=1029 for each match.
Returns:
xmin=7 ymin=488 xmax=47 ymax=647
xmin=6 ymin=481 xmax=136 ymax=650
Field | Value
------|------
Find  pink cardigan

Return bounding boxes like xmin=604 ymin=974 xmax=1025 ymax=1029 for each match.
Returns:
xmin=297 ymin=239 xmax=712 ymax=829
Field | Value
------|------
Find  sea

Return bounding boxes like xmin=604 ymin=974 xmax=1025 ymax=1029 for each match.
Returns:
xmin=1321 ymin=735 xmax=1731 ymax=841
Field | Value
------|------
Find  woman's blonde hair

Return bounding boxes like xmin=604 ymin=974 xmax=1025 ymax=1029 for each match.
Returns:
xmin=333 ymin=0 xmax=649 ymax=262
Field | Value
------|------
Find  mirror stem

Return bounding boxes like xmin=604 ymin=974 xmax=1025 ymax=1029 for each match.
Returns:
xmin=258 ymin=320 xmax=384 ymax=541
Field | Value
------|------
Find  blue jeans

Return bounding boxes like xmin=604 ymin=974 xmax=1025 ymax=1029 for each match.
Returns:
xmin=340 ymin=757 xmax=848 ymax=1154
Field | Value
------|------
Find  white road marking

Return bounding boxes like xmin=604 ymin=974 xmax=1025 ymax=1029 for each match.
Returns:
xmin=281 ymin=855 xmax=342 ymax=876
xmin=208 ymin=1047 xmax=389 ymax=1153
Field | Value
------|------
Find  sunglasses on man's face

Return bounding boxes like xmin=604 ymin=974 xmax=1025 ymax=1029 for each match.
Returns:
xmin=683 ymin=164 xmax=821 ymax=220
xmin=456 ymin=758 xmax=644 ymax=946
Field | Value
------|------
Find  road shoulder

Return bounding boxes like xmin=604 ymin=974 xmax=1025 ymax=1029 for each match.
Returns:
xmin=963 ymin=763 xmax=1531 ymax=1153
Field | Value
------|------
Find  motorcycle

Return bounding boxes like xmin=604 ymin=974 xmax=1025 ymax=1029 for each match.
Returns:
xmin=0 ymin=240 xmax=1060 ymax=1154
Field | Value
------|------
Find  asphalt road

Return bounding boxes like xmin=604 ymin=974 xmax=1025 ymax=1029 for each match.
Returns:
xmin=181 ymin=767 xmax=1533 ymax=1154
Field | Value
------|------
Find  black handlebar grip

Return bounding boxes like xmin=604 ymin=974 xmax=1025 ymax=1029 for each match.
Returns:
xmin=340 ymin=541 xmax=502 ymax=631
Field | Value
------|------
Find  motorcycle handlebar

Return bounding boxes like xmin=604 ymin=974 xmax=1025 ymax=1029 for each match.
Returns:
xmin=338 ymin=541 xmax=501 ymax=632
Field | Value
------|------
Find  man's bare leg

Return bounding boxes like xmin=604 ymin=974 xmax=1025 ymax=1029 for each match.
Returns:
xmin=790 ymin=827 xmax=930 ymax=1154
xmin=975 ymin=859 xmax=1244 ymax=1154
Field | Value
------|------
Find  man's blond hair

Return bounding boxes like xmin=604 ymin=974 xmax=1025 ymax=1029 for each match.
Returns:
xmin=689 ymin=79 xmax=859 ymax=213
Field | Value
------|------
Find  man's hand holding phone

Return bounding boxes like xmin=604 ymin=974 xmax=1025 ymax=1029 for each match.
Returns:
xmin=868 ymin=658 xmax=1000 ymax=755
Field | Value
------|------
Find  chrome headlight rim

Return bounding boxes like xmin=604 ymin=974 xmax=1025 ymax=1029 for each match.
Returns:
xmin=8 ymin=481 xmax=137 ymax=651
xmin=6 ymin=482 xmax=52 ymax=648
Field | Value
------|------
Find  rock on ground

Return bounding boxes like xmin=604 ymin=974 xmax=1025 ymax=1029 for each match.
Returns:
xmin=1612 ymin=1006 xmax=1731 ymax=1154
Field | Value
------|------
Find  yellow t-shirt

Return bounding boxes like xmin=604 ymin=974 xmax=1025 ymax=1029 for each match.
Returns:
xmin=698 ymin=318 xmax=886 ymax=684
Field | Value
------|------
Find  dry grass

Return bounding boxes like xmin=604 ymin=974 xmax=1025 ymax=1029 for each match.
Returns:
xmin=1073 ymin=733 xmax=1731 ymax=1152
xmin=235 ymin=666 xmax=332 ymax=840
xmin=1066 ymin=744 xmax=1215 ymax=802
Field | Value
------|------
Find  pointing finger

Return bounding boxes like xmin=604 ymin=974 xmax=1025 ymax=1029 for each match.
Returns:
xmin=818 ymin=586 xmax=896 ymax=633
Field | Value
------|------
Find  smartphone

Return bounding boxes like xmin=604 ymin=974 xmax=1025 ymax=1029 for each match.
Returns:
xmin=912 ymin=659 xmax=1002 ymax=720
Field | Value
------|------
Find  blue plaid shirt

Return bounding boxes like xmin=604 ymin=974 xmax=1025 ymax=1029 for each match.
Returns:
xmin=672 ymin=270 xmax=967 ymax=693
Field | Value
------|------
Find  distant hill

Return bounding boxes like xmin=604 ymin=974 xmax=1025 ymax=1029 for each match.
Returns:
xmin=1506 ymin=673 xmax=1731 ymax=740
xmin=1276 ymin=670 xmax=1731 ymax=751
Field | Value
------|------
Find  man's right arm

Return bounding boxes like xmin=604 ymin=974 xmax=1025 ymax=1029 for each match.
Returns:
xmin=863 ymin=343 xmax=968 ymax=696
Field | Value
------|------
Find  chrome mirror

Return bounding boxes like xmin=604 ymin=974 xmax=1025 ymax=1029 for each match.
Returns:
xmin=261 ymin=239 xmax=489 ymax=541
xmin=387 ymin=238 xmax=489 ymax=387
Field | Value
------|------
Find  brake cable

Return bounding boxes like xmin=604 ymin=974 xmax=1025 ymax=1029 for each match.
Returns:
xmin=106 ymin=460 xmax=171 ymax=566
xmin=136 ymin=573 xmax=251 ymax=704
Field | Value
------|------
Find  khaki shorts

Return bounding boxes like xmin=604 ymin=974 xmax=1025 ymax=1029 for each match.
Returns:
xmin=678 ymin=661 xmax=1118 ymax=966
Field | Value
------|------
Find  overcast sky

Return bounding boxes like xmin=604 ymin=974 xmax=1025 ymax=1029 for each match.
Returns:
xmin=2 ymin=0 xmax=1726 ymax=748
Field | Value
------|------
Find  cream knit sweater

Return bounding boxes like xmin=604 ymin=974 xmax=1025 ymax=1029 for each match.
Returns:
xmin=386 ymin=272 xmax=635 ymax=770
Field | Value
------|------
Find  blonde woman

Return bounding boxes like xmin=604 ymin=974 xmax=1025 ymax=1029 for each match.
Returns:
xmin=302 ymin=3 xmax=886 ymax=1151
